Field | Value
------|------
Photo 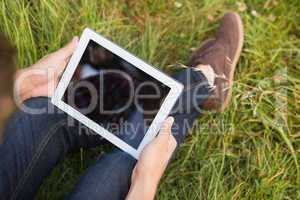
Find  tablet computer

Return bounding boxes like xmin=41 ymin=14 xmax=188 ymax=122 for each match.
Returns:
xmin=51 ymin=28 xmax=183 ymax=159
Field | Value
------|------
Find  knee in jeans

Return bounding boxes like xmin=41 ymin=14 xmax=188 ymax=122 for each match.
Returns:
xmin=3 ymin=97 xmax=65 ymax=142
xmin=14 ymin=97 xmax=64 ymax=121
xmin=99 ymin=151 xmax=137 ymax=182
xmin=21 ymin=97 xmax=53 ymax=113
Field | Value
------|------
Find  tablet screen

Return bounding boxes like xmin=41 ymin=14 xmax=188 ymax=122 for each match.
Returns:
xmin=63 ymin=40 xmax=170 ymax=148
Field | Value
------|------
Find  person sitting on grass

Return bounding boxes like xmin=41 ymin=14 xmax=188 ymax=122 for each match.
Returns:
xmin=0 ymin=12 xmax=244 ymax=200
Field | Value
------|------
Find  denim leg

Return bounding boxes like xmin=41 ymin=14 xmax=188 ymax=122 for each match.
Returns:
xmin=67 ymin=109 xmax=143 ymax=200
xmin=66 ymin=151 xmax=136 ymax=200
xmin=170 ymin=68 xmax=211 ymax=144
xmin=117 ymin=109 xmax=146 ymax=149
xmin=116 ymin=68 xmax=211 ymax=146
xmin=68 ymin=68 xmax=210 ymax=200
xmin=0 ymin=97 xmax=104 ymax=200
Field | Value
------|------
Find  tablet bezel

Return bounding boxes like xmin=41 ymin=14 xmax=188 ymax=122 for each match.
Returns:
xmin=51 ymin=28 xmax=183 ymax=159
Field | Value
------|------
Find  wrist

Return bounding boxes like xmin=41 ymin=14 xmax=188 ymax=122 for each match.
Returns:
xmin=127 ymin=175 xmax=158 ymax=200
xmin=132 ymin=170 xmax=160 ymax=189
xmin=134 ymin=175 xmax=158 ymax=190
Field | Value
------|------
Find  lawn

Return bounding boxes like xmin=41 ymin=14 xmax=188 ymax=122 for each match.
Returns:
xmin=0 ymin=0 xmax=299 ymax=199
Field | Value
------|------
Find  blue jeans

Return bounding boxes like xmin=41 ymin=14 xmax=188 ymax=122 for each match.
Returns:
xmin=0 ymin=69 xmax=210 ymax=200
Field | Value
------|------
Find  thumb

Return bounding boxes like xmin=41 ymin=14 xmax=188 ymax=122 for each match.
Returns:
xmin=157 ymin=116 xmax=174 ymax=140
xmin=160 ymin=117 xmax=174 ymax=133
xmin=156 ymin=116 xmax=177 ymax=153
xmin=55 ymin=36 xmax=79 ymax=59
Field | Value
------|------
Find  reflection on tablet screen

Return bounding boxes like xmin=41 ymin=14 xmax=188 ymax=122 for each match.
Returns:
xmin=63 ymin=40 xmax=170 ymax=149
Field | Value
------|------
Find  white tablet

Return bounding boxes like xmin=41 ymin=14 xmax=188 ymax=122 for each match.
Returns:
xmin=51 ymin=28 xmax=183 ymax=159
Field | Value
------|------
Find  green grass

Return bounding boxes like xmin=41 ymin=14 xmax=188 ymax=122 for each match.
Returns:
xmin=1 ymin=0 xmax=300 ymax=199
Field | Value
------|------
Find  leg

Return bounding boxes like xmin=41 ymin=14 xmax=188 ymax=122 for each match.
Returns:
xmin=67 ymin=67 xmax=211 ymax=200
xmin=66 ymin=151 xmax=136 ymax=200
xmin=0 ymin=97 xmax=104 ymax=200
xmin=170 ymin=67 xmax=211 ymax=144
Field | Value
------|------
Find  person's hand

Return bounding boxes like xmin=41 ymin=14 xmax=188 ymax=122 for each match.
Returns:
xmin=132 ymin=116 xmax=177 ymax=184
xmin=14 ymin=37 xmax=79 ymax=103
xmin=126 ymin=117 xmax=177 ymax=200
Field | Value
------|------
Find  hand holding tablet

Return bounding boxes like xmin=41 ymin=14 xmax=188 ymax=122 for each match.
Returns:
xmin=52 ymin=28 xmax=183 ymax=159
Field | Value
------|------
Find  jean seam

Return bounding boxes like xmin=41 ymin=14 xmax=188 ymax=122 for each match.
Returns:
xmin=11 ymin=120 xmax=67 ymax=200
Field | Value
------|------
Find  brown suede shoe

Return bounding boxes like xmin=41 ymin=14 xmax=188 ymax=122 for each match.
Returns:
xmin=188 ymin=12 xmax=244 ymax=112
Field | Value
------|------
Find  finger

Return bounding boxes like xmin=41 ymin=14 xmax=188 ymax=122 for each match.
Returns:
xmin=55 ymin=58 xmax=69 ymax=75
xmin=157 ymin=117 xmax=177 ymax=150
xmin=158 ymin=116 xmax=174 ymax=136
xmin=55 ymin=36 xmax=79 ymax=59
xmin=155 ymin=117 xmax=174 ymax=144
xmin=168 ymin=134 xmax=177 ymax=154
